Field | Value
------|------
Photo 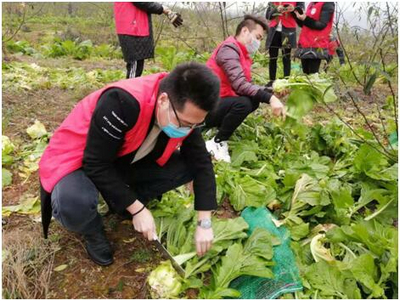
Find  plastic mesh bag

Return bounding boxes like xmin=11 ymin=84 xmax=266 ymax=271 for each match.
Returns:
xmin=229 ymin=207 xmax=303 ymax=299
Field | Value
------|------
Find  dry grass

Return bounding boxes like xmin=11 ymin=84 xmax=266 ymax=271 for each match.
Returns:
xmin=2 ymin=224 xmax=59 ymax=299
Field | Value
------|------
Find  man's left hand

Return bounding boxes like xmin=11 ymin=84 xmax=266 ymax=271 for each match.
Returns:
xmin=195 ymin=226 xmax=214 ymax=257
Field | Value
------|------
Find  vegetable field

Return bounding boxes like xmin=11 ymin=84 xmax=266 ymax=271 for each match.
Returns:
xmin=2 ymin=2 xmax=398 ymax=299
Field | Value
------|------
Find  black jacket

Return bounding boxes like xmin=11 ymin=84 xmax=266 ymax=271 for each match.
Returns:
xmin=118 ymin=2 xmax=164 ymax=62
xmin=41 ymin=88 xmax=217 ymax=238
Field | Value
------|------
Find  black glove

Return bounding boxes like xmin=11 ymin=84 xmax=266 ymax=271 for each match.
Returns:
xmin=167 ymin=11 xmax=183 ymax=28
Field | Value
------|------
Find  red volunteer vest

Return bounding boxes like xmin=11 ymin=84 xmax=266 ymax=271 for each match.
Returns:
xmin=39 ymin=73 xmax=188 ymax=193
xmin=269 ymin=2 xmax=298 ymax=28
xmin=114 ymin=2 xmax=149 ymax=36
xmin=298 ymin=2 xmax=334 ymax=49
xmin=206 ymin=36 xmax=252 ymax=98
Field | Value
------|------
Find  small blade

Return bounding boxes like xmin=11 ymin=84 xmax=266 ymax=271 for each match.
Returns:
xmin=153 ymin=238 xmax=186 ymax=277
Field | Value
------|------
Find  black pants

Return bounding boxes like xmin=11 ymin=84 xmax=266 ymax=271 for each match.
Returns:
xmin=301 ymin=59 xmax=321 ymax=74
xmin=269 ymin=31 xmax=292 ymax=80
xmin=50 ymin=152 xmax=193 ymax=235
xmin=205 ymin=96 xmax=260 ymax=141
xmin=126 ymin=60 xmax=145 ymax=79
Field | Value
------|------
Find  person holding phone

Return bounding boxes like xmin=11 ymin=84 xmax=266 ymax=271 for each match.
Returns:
xmin=265 ymin=2 xmax=305 ymax=83
xmin=293 ymin=2 xmax=335 ymax=74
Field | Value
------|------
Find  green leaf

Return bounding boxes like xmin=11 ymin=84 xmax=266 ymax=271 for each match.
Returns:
xmin=212 ymin=217 xmax=249 ymax=245
xmin=2 ymin=168 xmax=12 ymax=187
xmin=350 ymin=253 xmax=384 ymax=297
xmin=304 ymin=261 xmax=361 ymax=298
xmin=243 ymin=228 xmax=274 ymax=260
xmin=330 ymin=185 xmax=354 ymax=225
xmin=213 ymin=243 xmax=273 ymax=289
xmin=353 ymin=144 xmax=392 ymax=180
xmin=199 ymin=287 xmax=241 ymax=299
xmin=285 ymin=89 xmax=315 ymax=121
xmin=2 ymin=195 xmax=40 ymax=216
xmin=367 ymin=163 xmax=398 ymax=181
xmin=230 ymin=141 xmax=259 ymax=167
xmin=166 ymin=208 xmax=194 ymax=255
xmin=288 ymin=222 xmax=310 ymax=241
xmin=229 ymin=175 xmax=275 ymax=211
xmin=181 ymin=217 xmax=248 ymax=278
xmin=363 ymin=72 xmax=377 ymax=95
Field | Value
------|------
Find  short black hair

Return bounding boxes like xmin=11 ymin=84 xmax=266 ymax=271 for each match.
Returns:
xmin=235 ymin=15 xmax=268 ymax=36
xmin=159 ymin=62 xmax=220 ymax=112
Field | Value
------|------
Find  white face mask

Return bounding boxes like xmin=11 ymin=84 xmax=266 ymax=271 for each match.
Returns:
xmin=246 ymin=34 xmax=260 ymax=55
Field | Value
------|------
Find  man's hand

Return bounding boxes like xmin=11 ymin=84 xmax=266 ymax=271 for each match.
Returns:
xmin=195 ymin=226 xmax=214 ymax=257
xmin=270 ymin=95 xmax=286 ymax=119
xmin=127 ymin=201 xmax=156 ymax=241
xmin=294 ymin=10 xmax=306 ymax=21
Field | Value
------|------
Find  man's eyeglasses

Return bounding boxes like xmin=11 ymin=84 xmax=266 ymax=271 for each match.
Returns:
xmin=169 ymin=99 xmax=206 ymax=129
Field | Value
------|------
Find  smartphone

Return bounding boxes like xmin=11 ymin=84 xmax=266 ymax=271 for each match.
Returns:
xmin=294 ymin=6 xmax=303 ymax=14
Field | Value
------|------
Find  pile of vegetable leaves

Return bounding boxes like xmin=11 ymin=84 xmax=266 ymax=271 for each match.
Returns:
xmin=2 ymin=120 xmax=50 ymax=189
xmin=147 ymin=99 xmax=397 ymax=298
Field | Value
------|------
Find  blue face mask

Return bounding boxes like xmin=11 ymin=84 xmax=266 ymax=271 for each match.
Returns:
xmin=246 ymin=34 xmax=261 ymax=55
xmin=161 ymin=123 xmax=191 ymax=138
xmin=159 ymin=101 xmax=191 ymax=138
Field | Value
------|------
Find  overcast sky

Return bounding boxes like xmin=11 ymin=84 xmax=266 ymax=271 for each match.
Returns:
xmin=219 ymin=1 xmax=397 ymax=30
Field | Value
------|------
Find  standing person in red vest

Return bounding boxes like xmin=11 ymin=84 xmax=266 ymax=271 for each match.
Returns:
xmin=205 ymin=15 xmax=286 ymax=163
xmin=114 ymin=2 xmax=183 ymax=78
xmin=39 ymin=63 xmax=220 ymax=266
xmin=327 ymin=31 xmax=345 ymax=65
xmin=265 ymin=2 xmax=305 ymax=83
xmin=294 ymin=2 xmax=335 ymax=74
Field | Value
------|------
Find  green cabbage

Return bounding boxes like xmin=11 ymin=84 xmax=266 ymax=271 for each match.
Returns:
xmin=2 ymin=135 xmax=14 ymax=156
xmin=26 ymin=120 xmax=47 ymax=139
xmin=2 ymin=135 xmax=15 ymax=166
xmin=147 ymin=260 xmax=183 ymax=298
xmin=310 ymin=233 xmax=335 ymax=263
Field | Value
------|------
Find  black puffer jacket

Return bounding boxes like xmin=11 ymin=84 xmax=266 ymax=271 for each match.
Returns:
xmin=118 ymin=2 xmax=164 ymax=62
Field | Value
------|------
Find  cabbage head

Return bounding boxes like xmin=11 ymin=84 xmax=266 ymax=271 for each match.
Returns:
xmin=147 ymin=260 xmax=183 ymax=298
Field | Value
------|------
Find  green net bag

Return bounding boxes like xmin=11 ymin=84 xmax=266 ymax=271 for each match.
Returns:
xmin=229 ymin=207 xmax=303 ymax=299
